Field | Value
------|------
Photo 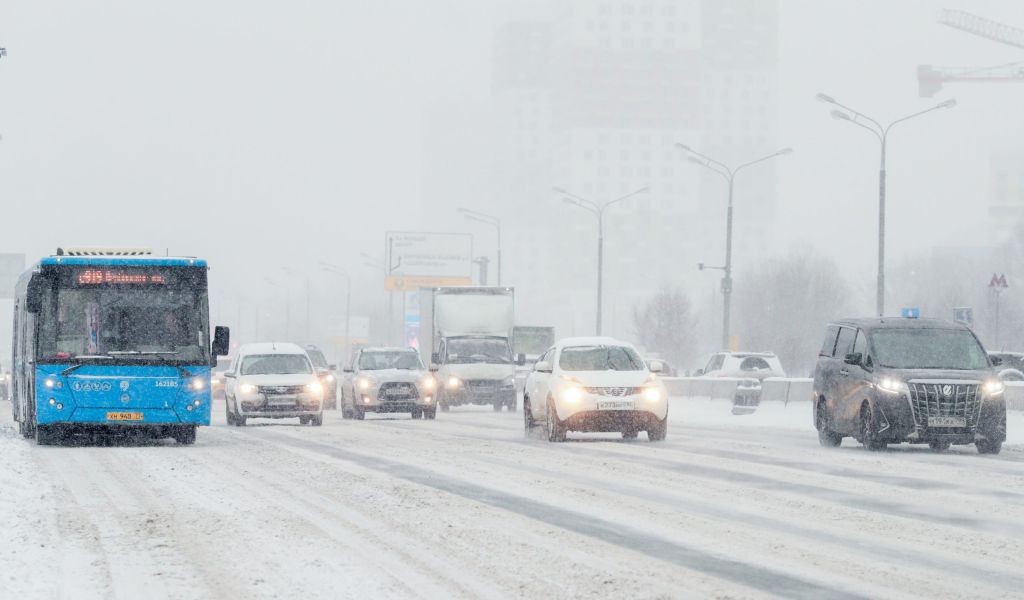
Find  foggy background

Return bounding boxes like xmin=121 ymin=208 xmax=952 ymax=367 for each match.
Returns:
xmin=2 ymin=0 xmax=1023 ymax=375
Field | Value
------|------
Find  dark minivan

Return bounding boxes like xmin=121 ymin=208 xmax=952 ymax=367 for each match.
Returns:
xmin=813 ymin=318 xmax=1007 ymax=454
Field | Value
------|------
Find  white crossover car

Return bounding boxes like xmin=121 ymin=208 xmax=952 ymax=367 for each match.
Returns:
xmin=341 ymin=347 xmax=438 ymax=419
xmin=523 ymin=337 xmax=668 ymax=442
xmin=223 ymin=342 xmax=325 ymax=426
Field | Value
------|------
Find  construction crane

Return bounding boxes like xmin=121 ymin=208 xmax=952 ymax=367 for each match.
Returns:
xmin=918 ymin=9 xmax=1024 ymax=97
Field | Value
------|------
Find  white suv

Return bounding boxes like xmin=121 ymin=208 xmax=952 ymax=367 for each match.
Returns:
xmin=523 ymin=337 xmax=668 ymax=442
xmin=224 ymin=343 xmax=325 ymax=426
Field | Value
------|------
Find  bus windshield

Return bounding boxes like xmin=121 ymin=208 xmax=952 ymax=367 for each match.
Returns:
xmin=446 ymin=338 xmax=512 ymax=364
xmin=37 ymin=267 xmax=210 ymax=363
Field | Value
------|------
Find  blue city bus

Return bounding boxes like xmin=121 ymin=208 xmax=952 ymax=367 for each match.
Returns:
xmin=11 ymin=249 xmax=230 ymax=445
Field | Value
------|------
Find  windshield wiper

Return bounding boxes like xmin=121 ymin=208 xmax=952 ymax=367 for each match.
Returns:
xmin=61 ymin=356 xmax=114 ymax=377
xmin=107 ymin=351 xmax=191 ymax=377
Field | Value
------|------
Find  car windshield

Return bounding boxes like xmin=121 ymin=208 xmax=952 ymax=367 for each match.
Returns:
xmin=240 ymin=354 xmax=313 ymax=375
xmin=358 ymin=351 xmax=422 ymax=370
xmin=559 ymin=345 xmax=645 ymax=371
xmin=446 ymin=338 xmax=512 ymax=364
xmin=872 ymin=329 xmax=990 ymax=370
xmin=307 ymin=349 xmax=328 ymax=368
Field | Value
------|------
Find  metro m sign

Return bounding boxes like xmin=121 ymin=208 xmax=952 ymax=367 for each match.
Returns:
xmin=990 ymin=273 xmax=1008 ymax=290
xmin=384 ymin=232 xmax=473 ymax=291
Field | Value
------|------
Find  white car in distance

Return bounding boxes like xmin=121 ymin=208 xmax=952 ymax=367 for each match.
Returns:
xmin=224 ymin=342 xmax=325 ymax=426
xmin=523 ymin=337 xmax=668 ymax=442
xmin=341 ymin=347 xmax=438 ymax=419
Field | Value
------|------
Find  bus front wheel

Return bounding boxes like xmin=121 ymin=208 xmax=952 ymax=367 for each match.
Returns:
xmin=174 ymin=425 xmax=197 ymax=445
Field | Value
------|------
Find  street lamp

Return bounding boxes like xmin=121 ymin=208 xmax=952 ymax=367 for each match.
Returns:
xmin=457 ymin=208 xmax=502 ymax=286
xmin=264 ymin=277 xmax=291 ymax=340
xmin=282 ymin=266 xmax=311 ymax=342
xmin=817 ymin=92 xmax=956 ymax=316
xmin=320 ymin=262 xmax=352 ymax=366
xmin=552 ymin=185 xmax=650 ymax=335
xmin=677 ymin=144 xmax=792 ymax=351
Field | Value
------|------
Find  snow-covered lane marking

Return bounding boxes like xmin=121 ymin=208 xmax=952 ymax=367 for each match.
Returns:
xmin=254 ymin=429 xmax=873 ymax=600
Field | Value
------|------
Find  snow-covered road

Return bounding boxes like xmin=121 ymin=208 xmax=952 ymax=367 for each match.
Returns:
xmin=2 ymin=399 xmax=1022 ymax=599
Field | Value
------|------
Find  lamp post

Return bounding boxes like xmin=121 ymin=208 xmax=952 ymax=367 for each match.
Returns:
xmin=264 ymin=278 xmax=291 ymax=340
xmin=816 ymin=93 xmax=956 ymax=317
xmin=677 ymin=144 xmax=792 ymax=350
xmin=320 ymin=262 xmax=352 ymax=366
xmin=457 ymin=208 xmax=502 ymax=286
xmin=552 ymin=185 xmax=650 ymax=335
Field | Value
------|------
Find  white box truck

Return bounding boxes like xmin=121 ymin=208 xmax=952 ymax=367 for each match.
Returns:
xmin=420 ymin=287 xmax=520 ymax=412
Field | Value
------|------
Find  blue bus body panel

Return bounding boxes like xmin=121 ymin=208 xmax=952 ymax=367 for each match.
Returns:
xmin=39 ymin=257 xmax=207 ymax=268
xmin=35 ymin=365 xmax=211 ymax=426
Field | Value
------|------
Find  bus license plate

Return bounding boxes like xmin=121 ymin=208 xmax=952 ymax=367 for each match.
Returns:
xmin=598 ymin=400 xmax=633 ymax=411
xmin=929 ymin=416 xmax=965 ymax=427
xmin=107 ymin=411 xmax=143 ymax=421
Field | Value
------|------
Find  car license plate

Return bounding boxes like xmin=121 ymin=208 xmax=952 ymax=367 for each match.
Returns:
xmin=268 ymin=395 xmax=296 ymax=405
xmin=385 ymin=388 xmax=408 ymax=396
xmin=929 ymin=416 xmax=966 ymax=427
xmin=107 ymin=411 xmax=143 ymax=421
xmin=598 ymin=400 xmax=633 ymax=411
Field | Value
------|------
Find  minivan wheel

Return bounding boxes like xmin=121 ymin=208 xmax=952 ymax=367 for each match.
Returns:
xmin=816 ymin=400 xmax=842 ymax=448
xmin=976 ymin=439 xmax=1002 ymax=455
xmin=860 ymin=403 xmax=886 ymax=451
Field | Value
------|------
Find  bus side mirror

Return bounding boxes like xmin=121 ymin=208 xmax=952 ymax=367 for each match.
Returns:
xmin=212 ymin=326 xmax=230 ymax=359
xmin=25 ymin=275 xmax=44 ymax=313
xmin=516 ymin=353 xmax=526 ymax=366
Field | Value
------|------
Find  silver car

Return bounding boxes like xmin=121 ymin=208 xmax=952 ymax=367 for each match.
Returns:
xmin=341 ymin=348 xmax=438 ymax=420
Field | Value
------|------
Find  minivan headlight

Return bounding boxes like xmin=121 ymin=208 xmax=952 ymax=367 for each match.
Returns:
xmin=984 ymin=380 xmax=1005 ymax=396
xmin=876 ymin=377 xmax=908 ymax=395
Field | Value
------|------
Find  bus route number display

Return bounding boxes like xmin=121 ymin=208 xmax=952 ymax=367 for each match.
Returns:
xmin=76 ymin=269 xmax=167 ymax=285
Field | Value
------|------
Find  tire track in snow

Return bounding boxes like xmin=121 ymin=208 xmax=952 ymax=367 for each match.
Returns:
xmin=256 ymin=429 xmax=873 ymax=600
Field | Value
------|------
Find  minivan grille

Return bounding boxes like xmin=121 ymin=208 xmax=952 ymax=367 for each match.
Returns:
xmin=907 ymin=381 xmax=980 ymax=430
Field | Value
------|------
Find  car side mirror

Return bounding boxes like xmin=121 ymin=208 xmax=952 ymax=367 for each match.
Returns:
xmin=211 ymin=326 xmax=230 ymax=364
xmin=991 ymin=356 xmax=1004 ymax=367
xmin=650 ymin=361 xmax=664 ymax=373
xmin=223 ymin=371 xmax=236 ymax=379
xmin=343 ymin=367 xmax=353 ymax=373
xmin=517 ymin=353 xmax=526 ymax=366
xmin=844 ymin=352 xmax=862 ymax=366
xmin=535 ymin=360 xmax=552 ymax=373
xmin=431 ymin=353 xmax=440 ymax=365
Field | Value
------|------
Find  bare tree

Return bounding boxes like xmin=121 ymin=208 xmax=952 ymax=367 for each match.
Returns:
xmin=633 ymin=287 xmax=698 ymax=370
xmin=733 ymin=252 xmax=854 ymax=376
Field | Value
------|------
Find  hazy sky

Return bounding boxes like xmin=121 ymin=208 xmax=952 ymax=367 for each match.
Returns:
xmin=2 ymin=0 xmax=1024 ymax=345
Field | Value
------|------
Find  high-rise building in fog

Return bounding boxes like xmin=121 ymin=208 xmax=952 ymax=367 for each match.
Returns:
xmin=431 ymin=0 xmax=780 ymax=345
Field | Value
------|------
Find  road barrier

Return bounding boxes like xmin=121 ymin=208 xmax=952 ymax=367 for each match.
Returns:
xmin=665 ymin=377 xmax=1024 ymax=411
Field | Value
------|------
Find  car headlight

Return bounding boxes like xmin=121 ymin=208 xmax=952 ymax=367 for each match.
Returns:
xmin=561 ymin=386 xmax=584 ymax=403
xmin=306 ymin=381 xmax=323 ymax=395
xmin=240 ymin=383 xmax=258 ymax=394
xmin=357 ymin=377 xmax=373 ymax=391
xmin=421 ymin=377 xmax=436 ymax=391
xmin=984 ymin=380 xmax=1005 ymax=396
xmin=642 ymin=386 xmax=663 ymax=402
xmin=876 ymin=377 xmax=908 ymax=395
xmin=324 ymin=374 xmax=335 ymax=383
xmin=447 ymin=376 xmax=462 ymax=389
